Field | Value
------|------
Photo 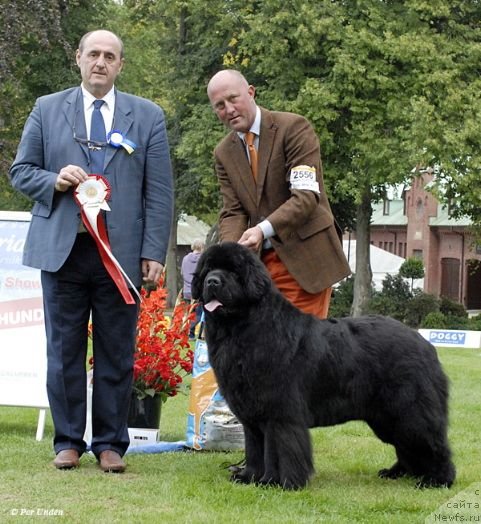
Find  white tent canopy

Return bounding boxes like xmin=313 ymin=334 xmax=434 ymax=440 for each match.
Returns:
xmin=342 ymin=240 xmax=423 ymax=290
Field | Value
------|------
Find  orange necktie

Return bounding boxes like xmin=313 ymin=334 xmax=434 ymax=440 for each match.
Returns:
xmin=245 ymin=132 xmax=258 ymax=181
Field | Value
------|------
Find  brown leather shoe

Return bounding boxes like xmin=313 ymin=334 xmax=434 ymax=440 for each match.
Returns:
xmin=99 ymin=450 xmax=126 ymax=473
xmin=53 ymin=449 xmax=80 ymax=469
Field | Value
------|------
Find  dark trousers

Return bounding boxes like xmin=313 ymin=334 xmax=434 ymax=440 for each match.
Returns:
xmin=41 ymin=234 xmax=139 ymax=458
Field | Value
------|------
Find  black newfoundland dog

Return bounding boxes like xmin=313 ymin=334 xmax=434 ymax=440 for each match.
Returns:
xmin=192 ymin=242 xmax=455 ymax=490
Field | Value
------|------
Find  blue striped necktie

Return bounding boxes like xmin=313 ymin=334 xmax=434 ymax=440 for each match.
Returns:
xmin=90 ymin=99 xmax=106 ymax=174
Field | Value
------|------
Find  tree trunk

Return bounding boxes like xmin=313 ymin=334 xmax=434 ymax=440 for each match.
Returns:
xmin=351 ymin=183 xmax=373 ymax=317
xmin=165 ymin=5 xmax=187 ymax=309
xmin=166 ymin=207 xmax=178 ymax=309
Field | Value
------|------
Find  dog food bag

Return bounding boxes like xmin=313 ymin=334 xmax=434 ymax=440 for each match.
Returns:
xmin=186 ymin=331 xmax=244 ymax=451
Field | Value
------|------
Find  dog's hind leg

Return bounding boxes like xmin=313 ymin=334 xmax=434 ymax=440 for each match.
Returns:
xmin=257 ymin=421 xmax=314 ymax=490
xmin=231 ymin=425 xmax=265 ymax=485
xmin=397 ymin=439 xmax=455 ymax=489
xmin=365 ymin=418 xmax=408 ymax=480
xmin=386 ymin=422 xmax=455 ymax=488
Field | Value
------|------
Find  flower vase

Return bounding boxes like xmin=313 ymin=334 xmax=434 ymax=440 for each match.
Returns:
xmin=127 ymin=394 xmax=162 ymax=429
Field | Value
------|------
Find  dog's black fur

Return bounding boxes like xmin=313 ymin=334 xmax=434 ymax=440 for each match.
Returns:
xmin=192 ymin=242 xmax=455 ymax=490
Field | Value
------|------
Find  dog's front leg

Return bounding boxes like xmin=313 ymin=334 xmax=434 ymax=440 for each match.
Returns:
xmin=258 ymin=421 xmax=314 ymax=490
xmin=231 ymin=424 xmax=264 ymax=485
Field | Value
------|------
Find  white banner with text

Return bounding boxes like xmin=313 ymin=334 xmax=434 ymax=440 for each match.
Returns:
xmin=0 ymin=211 xmax=49 ymax=408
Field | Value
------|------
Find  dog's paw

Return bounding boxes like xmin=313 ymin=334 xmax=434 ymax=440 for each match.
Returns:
xmin=415 ymin=475 xmax=453 ymax=489
xmin=256 ymin=475 xmax=280 ymax=488
xmin=257 ymin=475 xmax=306 ymax=490
xmin=378 ymin=462 xmax=407 ymax=480
xmin=230 ymin=468 xmax=258 ymax=485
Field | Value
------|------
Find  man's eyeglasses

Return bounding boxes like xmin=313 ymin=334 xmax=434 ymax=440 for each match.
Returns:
xmin=72 ymin=110 xmax=113 ymax=151
xmin=73 ymin=130 xmax=108 ymax=151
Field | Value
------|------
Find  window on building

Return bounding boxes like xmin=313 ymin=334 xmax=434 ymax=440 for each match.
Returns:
xmin=383 ymin=199 xmax=390 ymax=215
xmin=447 ymin=198 xmax=455 ymax=218
xmin=416 ymin=198 xmax=424 ymax=218
xmin=413 ymin=249 xmax=423 ymax=260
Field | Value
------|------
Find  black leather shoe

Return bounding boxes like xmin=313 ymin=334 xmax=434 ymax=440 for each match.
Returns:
xmin=53 ymin=449 xmax=80 ymax=469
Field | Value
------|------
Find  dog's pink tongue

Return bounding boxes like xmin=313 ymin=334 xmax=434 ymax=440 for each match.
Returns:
xmin=204 ymin=299 xmax=223 ymax=312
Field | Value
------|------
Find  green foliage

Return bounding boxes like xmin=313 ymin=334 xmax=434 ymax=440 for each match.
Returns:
xmin=399 ymin=257 xmax=425 ymax=292
xmin=367 ymin=274 xmax=412 ymax=321
xmin=226 ymin=0 xmax=481 ymax=314
xmin=421 ymin=307 xmax=473 ymax=330
xmin=467 ymin=314 xmax=481 ymax=331
xmin=106 ymin=0 xmax=246 ymax=223
xmin=0 ymin=0 xmax=110 ymax=211
xmin=329 ymin=275 xmax=355 ymax=318
xmin=421 ymin=312 xmax=448 ymax=329
xmin=445 ymin=315 xmax=469 ymax=329
xmin=421 ymin=297 xmax=468 ymax=330
xmin=440 ymin=296 xmax=468 ymax=319
xmin=421 ymin=311 xmax=472 ymax=330
xmin=404 ymin=290 xmax=440 ymax=328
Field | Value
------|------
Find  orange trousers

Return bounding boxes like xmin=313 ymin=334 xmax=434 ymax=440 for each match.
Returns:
xmin=261 ymin=250 xmax=332 ymax=319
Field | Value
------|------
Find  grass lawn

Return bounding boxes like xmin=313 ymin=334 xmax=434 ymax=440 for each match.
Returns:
xmin=0 ymin=347 xmax=480 ymax=523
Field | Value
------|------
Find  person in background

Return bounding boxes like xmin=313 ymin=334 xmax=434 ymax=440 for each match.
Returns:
xmin=206 ymin=69 xmax=350 ymax=319
xmin=9 ymin=30 xmax=173 ymax=473
xmin=181 ymin=238 xmax=205 ymax=339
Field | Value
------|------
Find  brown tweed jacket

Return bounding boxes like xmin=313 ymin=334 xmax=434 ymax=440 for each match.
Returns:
xmin=213 ymin=107 xmax=351 ymax=294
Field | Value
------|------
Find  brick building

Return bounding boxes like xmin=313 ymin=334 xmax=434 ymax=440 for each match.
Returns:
xmin=367 ymin=174 xmax=481 ymax=309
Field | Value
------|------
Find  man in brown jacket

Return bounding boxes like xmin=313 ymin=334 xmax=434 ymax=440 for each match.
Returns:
xmin=207 ymin=69 xmax=350 ymax=318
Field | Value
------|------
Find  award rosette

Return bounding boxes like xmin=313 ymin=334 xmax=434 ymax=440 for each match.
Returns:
xmin=107 ymin=130 xmax=136 ymax=154
xmin=74 ymin=175 xmax=141 ymax=304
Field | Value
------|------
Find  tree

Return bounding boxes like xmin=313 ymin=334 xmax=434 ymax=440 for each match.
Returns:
xmin=368 ymin=273 xmax=412 ymax=322
xmin=221 ymin=0 xmax=481 ymax=315
xmin=0 ymin=0 xmax=110 ymax=209
xmin=399 ymin=257 xmax=425 ymax=292
xmin=110 ymin=0 xmax=242 ymax=303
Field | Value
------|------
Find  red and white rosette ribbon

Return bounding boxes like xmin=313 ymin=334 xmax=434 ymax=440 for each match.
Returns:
xmin=74 ymin=175 xmax=141 ymax=304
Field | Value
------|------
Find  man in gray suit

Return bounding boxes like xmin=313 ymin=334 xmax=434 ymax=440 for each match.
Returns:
xmin=9 ymin=30 xmax=173 ymax=472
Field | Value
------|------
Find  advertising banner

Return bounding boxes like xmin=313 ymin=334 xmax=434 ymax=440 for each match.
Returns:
xmin=0 ymin=211 xmax=49 ymax=408
xmin=418 ymin=328 xmax=481 ymax=349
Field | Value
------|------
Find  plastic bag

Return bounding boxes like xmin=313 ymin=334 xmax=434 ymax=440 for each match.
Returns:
xmin=186 ymin=330 xmax=244 ymax=451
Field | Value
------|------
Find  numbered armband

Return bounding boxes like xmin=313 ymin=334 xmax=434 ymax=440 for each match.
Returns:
xmin=289 ymin=165 xmax=320 ymax=193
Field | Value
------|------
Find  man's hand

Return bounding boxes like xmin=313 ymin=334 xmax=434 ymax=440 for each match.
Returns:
xmin=238 ymin=226 xmax=264 ymax=252
xmin=55 ymin=165 xmax=89 ymax=192
xmin=142 ymin=259 xmax=164 ymax=286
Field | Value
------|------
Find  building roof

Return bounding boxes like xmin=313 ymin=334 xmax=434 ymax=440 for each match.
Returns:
xmin=371 ymin=200 xmax=472 ymax=228
xmin=371 ymin=200 xmax=407 ymax=226
xmin=429 ymin=204 xmax=472 ymax=227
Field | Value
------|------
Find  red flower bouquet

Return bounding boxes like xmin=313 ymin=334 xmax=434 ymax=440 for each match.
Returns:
xmin=133 ymin=278 xmax=194 ymax=402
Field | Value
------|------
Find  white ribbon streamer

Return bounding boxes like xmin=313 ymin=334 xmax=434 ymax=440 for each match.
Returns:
xmin=75 ymin=177 xmax=142 ymax=303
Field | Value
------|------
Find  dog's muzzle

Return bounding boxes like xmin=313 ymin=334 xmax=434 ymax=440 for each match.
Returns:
xmin=203 ymin=271 xmax=224 ymax=312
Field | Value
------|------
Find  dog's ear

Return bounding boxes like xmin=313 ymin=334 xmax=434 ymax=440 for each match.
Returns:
xmin=191 ymin=274 xmax=201 ymax=300
xmin=191 ymin=266 xmax=203 ymax=301
xmin=242 ymin=252 xmax=273 ymax=301
xmin=191 ymin=252 xmax=208 ymax=301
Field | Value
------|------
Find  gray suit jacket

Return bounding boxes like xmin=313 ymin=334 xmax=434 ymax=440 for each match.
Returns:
xmin=9 ymin=87 xmax=173 ymax=287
